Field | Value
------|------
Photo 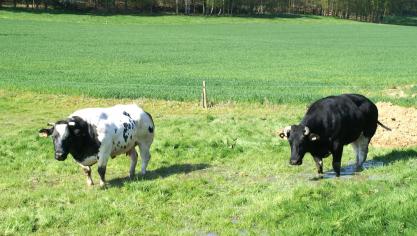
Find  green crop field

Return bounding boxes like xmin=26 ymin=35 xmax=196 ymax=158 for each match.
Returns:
xmin=1 ymin=10 xmax=417 ymax=235
xmin=1 ymin=10 xmax=417 ymax=104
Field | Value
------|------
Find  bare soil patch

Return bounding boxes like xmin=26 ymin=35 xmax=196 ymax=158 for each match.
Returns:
xmin=371 ymin=102 xmax=417 ymax=148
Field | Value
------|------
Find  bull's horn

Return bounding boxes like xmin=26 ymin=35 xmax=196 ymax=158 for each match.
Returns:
xmin=304 ymin=126 xmax=310 ymax=136
xmin=47 ymin=122 xmax=55 ymax=126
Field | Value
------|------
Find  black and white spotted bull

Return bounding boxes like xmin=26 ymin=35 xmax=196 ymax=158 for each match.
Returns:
xmin=279 ymin=94 xmax=390 ymax=177
xmin=39 ymin=104 xmax=154 ymax=187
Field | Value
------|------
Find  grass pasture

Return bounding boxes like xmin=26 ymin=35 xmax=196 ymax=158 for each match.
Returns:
xmin=1 ymin=90 xmax=417 ymax=235
xmin=1 ymin=11 xmax=417 ymax=235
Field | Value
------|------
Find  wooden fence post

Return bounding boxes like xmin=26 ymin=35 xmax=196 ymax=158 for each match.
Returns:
xmin=202 ymin=80 xmax=208 ymax=109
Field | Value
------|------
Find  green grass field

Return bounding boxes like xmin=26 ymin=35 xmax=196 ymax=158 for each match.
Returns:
xmin=1 ymin=10 xmax=417 ymax=104
xmin=1 ymin=11 xmax=417 ymax=235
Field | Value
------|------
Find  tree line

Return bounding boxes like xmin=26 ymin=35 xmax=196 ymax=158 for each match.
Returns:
xmin=1 ymin=0 xmax=416 ymax=22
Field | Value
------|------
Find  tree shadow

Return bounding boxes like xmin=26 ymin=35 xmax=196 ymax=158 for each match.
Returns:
xmin=0 ymin=7 xmax=321 ymax=20
xmin=233 ymin=13 xmax=320 ymax=20
xmin=0 ymin=6 xmax=172 ymax=17
xmin=108 ymin=163 xmax=210 ymax=187
xmin=373 ymin=149 xmax=417 ymax=165
xmin=383 ymin=16 xmax=417 ymax=27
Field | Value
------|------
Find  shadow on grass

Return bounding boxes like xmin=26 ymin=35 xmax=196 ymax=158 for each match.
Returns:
xmin=373 ymin=149 xmax=417 ymax=165
xmin=0 ymin=6 xmax=320 ymax=20
xmin=232 ymin=13 xmax=320 ymax=20
xmin=0 ymin=6 xmax=171 ymax=17
xmin=108 ymin=163 xmax=210 ymax=187
xmin=383 ymin=16 xmax=417 ymax=27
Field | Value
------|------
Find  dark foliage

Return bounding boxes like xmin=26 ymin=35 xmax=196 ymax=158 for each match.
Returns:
xmin=1 ymin=0 xmax=416 ymax=23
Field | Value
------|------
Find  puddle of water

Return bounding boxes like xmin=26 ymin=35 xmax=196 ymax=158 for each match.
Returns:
xmin=310 ymin=160 xmax=385 ymax=180
xmin=362 ymin=160 xmax=384 ymax=169
xmin=323 ymin=172 xmax=357 ymax=179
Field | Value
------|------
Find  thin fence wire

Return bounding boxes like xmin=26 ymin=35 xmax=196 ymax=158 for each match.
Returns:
xmin=0 ymin=79 xmax=392 ymax=89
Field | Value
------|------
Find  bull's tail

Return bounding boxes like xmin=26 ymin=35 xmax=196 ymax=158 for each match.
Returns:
xmin=145 ymin=112 xmax=155 ymax=133
xmin=377 ymin=121 xmax=391 ymax=131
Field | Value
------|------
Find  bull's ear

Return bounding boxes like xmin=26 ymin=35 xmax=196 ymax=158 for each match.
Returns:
xmin=279 ymin=126 xmax=291 ymax=139
xmin=309 ymin=133 xmax=320 ymax=142
xmin=38 ymin=128 xmax=53 ymax=137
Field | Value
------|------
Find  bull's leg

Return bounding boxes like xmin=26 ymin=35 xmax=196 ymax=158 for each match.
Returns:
xmin=79 ymin=164 xmax=94 ymax=186
xmin=128 ymin=148 xmax=138 ymax=178
xmin=97 ymin=145 xmax=111 ymax=187
xmin=351 ymin=141 xmax=359 ymax=167
xmin=331 ymin=145 xmax=343 ymax=177
xmin=313 ymin=156 xmax=323 ymax=174
xmin=356 ymin=134 xmax=370 ymax=168
xmin=139 ymin=142 xmax=151 ymax=175
xmin=360 ymin=144 xmax=369 ymax=166
xmin=97 ymin=165 xmax=107 ymax=187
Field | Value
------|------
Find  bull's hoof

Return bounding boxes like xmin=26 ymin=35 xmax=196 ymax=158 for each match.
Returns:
xmin=87 ymin=181 xmax=94 ymax=186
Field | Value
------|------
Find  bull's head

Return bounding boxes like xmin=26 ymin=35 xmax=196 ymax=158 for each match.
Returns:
xmin=279 ymin=125 xmax=320 ymax=165
xmin=39 ymin=117 xmax=87 ymax=161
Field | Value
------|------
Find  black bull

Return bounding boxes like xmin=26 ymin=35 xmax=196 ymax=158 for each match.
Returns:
xmin=279 ymin=94 xmax=390 ymax=176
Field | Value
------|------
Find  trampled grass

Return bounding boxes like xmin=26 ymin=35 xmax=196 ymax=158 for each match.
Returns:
xmin=1 ymin=10 xmax=417 ymax=104
xmin=0 ymin=90 xmax=417 ymax=235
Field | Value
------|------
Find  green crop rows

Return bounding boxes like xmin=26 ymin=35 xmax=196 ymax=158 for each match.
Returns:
xmin=1 ymin=11 xmax=416 ymax=104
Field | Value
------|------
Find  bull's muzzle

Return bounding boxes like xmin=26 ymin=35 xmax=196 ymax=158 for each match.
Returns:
xmin=55 ymin=152 xmax=67 ymax=161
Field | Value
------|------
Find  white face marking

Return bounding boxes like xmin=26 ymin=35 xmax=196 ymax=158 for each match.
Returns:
xmin=55 ymin=124 xmax=69 ymax=139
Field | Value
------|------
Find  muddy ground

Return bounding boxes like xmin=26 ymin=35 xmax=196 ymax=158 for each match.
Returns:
xmin=372 ymin=102 xmax=417 ymax=148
